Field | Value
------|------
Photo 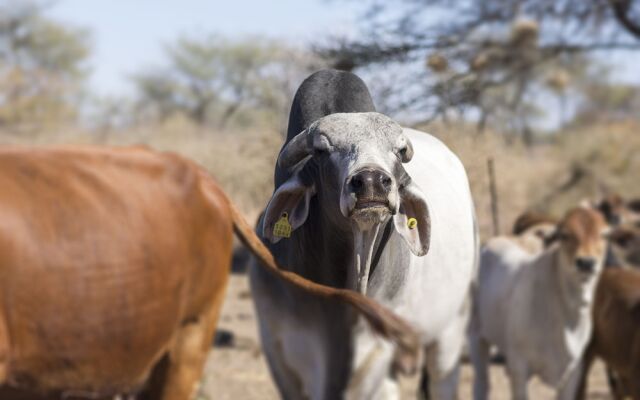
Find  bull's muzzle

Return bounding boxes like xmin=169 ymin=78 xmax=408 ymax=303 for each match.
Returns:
xmin=347 ymin=168 xmax=393 ymax=210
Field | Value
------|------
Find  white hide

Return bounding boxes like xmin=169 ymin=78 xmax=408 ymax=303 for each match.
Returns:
xmin=470 ymin=237 xmax=600 ymax=400
xmin=348 ymin=128 xmax=477 ymax=399
xmin=251 ymin=127 xmax=477 ymax=400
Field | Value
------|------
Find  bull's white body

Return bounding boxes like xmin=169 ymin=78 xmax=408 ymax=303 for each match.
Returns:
xmin=251 ymin=128 xmax=477 ymax=399
xmin=389 ymin=129 xmax=476 ymax=338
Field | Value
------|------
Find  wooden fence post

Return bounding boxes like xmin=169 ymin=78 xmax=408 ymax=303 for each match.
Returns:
xmin=488 ymin=157 xmax=500 ymax=236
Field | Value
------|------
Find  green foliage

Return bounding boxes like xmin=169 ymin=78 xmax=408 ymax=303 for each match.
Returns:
xmin=132 ymin=35 xmax=320 ymax=130
xmin=0 ymin=1 xmax=90 ymax=128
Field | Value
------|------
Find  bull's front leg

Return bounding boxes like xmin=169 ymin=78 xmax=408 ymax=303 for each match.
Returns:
xmin=422 ymin=307 xmax=467 ymax=400
xmin=506 ymin=358 xmax=529 ymax=400
xmin=346 ymin=321 xmax=399 ymax=400
xmin=556 ymin=362 xmax=584 ymax=400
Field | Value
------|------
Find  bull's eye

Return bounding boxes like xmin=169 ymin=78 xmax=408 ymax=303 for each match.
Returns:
xmin=398 ymin=147 xmax=407 ymax=158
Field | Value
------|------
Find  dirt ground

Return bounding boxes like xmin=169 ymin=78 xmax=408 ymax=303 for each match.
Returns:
xmin=199 ymin=275 xmax=612 ymax=400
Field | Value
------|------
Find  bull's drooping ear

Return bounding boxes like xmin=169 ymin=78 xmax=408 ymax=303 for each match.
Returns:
xmin=262 ymin=173 xmax=315 ymax=243
xmin=393 ymin=181 xmax=430 ymax=256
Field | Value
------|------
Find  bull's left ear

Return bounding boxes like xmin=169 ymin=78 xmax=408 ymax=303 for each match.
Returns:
xmin=393 ymin=182 xmax=431 ymax=256
xmin=262 ymin=172 xmax=315 ymax=244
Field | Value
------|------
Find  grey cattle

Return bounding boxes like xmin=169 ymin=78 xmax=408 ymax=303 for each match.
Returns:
xmin=250 ymin=70 xmax=478 ymax=399
xmin=470 ymin=207 xmax=609 ymax=400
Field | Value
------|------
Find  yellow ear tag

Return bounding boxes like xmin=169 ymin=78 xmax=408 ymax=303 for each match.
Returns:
xmin=273 ymin=212 xmax=292 ymax=238
xmin=407 ymin=218 xmax=418 ymax=230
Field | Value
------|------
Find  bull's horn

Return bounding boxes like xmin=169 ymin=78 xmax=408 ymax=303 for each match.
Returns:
xmin=277 ymin=128 xmax=313 ymax=170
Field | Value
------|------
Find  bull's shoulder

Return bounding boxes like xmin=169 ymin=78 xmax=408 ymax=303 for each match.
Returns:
xmin=402 ymin=128 xmax=469 ymax=189
xmin=403 ymin=128 xmax=463 ymax=166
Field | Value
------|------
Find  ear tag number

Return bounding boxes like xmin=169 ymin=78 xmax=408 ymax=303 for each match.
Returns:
xmin=273 ymin=212 xmax=292 ymax=238
xmin=407 ymin=218 xmax=418 ymax=230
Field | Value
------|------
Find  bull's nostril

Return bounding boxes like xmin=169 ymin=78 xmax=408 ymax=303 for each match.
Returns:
xmin=350 ymin=176 xmax=364 ymax=191
xmin=349 ymin=169 xmax=392 ymax=197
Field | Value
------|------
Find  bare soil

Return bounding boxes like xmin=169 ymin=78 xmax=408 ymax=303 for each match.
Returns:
xmin=199 ymin=275 xmax=611 ymax=400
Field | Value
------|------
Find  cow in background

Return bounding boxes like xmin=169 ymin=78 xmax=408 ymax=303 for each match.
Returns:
xmin=596 ymin=194 xmax=640 ymax=226
xmin=575 ymin=267 xmax=640 ymax=400
xmin=590 ymin=194 xmax=640 ymax=268
xmin=470 ymin=207 xmax=608 ymax=400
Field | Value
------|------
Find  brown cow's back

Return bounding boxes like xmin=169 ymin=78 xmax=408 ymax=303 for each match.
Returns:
xmin=0 ymin=146 xmax=233 ymax=396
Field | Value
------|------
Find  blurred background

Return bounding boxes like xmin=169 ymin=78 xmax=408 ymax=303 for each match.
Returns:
xmin=0 ymin=1 xmax=637 ymax=396
xmin=0 ymin=0 xmax=638 ymax=236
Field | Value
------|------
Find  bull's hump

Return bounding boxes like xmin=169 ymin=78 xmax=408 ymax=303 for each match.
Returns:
xmin=286 ymin=69 xmax=376 ymax=141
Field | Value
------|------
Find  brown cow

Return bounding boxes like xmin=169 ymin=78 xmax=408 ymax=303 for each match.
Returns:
xmin=608 ymin=224 xmax=640 ymax=269
xmin=0 ymin=145 xmax=416 ymax=400
xmin=589 ymin=194 xmax=640 ymax=269
xmin=576 ymin=268 xmax=640 ymax=400
xmin=596 ymin=194 xmax=640 ymax=226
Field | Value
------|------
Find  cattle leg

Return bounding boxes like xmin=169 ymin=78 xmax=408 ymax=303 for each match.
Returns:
xmin=155 ymin=289 xmax=227 ymax=400
xmin=608 ymin=369 xmax=625 ymax=400
xmin=418 ymin=367 xmax=430 ymax=400
xmin=468 ymin=333 xmax=490 ymax=400
xmin=625 ymin=373 xmax=640 ymax=400
xmin=505 ymin=359 xmax=529 ymax=400
xmin=158 ymin=320 xmax=211 ymax=400
xmin=422 ymin=310 xmax=467 ymax=400
xmin=572 ymin=344 xmax=595 ymax=400
xmin=556 ymin=361 xmax=583 ymax=400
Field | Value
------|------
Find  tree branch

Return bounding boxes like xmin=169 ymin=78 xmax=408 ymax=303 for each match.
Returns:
xmin=609 ymin=0 xmax=640 ymax=38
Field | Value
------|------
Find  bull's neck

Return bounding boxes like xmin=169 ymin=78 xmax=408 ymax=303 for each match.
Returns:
xmin=287 ymin=203 xmax=355 ymax=288
xmin=287 ymin=202 xmax=391 ymax=291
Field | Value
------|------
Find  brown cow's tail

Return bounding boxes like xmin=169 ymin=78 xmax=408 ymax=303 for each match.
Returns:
xmin=228 ymin=202 xmax=419 ymax=359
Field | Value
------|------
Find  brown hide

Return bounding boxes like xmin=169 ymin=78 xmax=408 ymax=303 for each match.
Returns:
xmin=577 ymin=268 xmax=640 ymax=400
xmin=0 ymin=146 xmax=232 ymax=398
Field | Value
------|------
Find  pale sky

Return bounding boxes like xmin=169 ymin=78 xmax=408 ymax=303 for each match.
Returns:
xmin=49 ymin=0 xmax=638 ymax=102
xmin=50 ymin=0 xmax=365 ymax=97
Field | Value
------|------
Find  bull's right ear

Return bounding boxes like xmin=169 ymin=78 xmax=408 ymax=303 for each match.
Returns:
xmin=262 ymin=173 xmax=315 ymax=243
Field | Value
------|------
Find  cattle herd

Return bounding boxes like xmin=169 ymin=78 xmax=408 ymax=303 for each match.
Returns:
xmin=0 ymin=69 xmax=637 ymax=400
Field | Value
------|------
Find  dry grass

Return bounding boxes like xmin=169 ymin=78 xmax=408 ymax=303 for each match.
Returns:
xmin=0 ymin=117 xmax=628 ymax=399
xmin=1 ymin=117 xmax=638 ymax=241
xmin=425 ymin=120 xmax=640 ymax=239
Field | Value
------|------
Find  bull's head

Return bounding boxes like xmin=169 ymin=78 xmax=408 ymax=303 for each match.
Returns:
xmin=262 ymin=113 xmax=430 ymax=293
